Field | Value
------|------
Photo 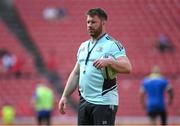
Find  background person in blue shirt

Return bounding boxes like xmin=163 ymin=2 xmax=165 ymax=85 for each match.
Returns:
xmin=140 ymin=66 xmax=173 ymax=125
xmin=58 ymin=8 xmax=132 ymax=125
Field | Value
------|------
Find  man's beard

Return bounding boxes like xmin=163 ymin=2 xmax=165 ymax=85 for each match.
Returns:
xmin=89 ymin=25 xmax=103 ymax=39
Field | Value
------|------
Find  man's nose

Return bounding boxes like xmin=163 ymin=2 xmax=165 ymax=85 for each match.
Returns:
xmin=87 ymin=22 xmax=92 ymax=27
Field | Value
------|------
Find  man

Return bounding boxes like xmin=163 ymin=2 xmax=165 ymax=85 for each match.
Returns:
xmin=59 ymin=8 xmax=132 ymax=125
xmin=1 ymin=103 xmax=16 ymax=125
xmin=32 ymin=83 xmax=54 ymax=125
xmin=140 ymin=66 xmax=173 ymax=125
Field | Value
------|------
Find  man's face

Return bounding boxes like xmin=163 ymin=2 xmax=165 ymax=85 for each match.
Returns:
xmin=86 ymin=15 xmax=104 ymax=38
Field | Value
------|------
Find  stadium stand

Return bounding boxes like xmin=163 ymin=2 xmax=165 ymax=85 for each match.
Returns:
xmin=0 ymin=22 xmax=37 ymax=77
xmin=0 ymin=0 xmax=179 ymax=124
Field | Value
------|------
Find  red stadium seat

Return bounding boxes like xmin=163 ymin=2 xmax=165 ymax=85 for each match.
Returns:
xmin=0 ymin=0 xmax=179 ymax=117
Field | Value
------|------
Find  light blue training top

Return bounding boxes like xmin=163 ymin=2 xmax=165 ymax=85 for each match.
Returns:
xmin=77 ymin=33 xmax=126 ymax=105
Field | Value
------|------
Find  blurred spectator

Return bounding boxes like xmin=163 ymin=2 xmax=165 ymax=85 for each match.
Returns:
xmin=0 ymin=48 xmax=23 ymax=78
xmin=11 ymin=54 xmax=24 ymax=78
xmin=43 ymin=7 xmax=67 ymax=21
xmin=31 ymin=82 xmax=55 ymax=125
xmin=140 ymin=66 xmax=174 ymax=125
xmin=156 ymin=33 xmax=174 ymax=53
xmin=0 ymin=49 xmax=14 ymax=73
xmin=1 ymin=102 xmax=16 ymax=125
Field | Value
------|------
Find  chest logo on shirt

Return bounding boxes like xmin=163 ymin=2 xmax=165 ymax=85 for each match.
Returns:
xmin=96 ymin=47 xmax=103 ymax=52
xmin=81 ymin=46 xmax=86 ymax=52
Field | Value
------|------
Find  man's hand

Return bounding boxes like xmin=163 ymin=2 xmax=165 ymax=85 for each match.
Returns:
xmin=58 ymin=96 xmax=68 ymax=114
xmin=93 ymin=56 xmax=113 ymax=69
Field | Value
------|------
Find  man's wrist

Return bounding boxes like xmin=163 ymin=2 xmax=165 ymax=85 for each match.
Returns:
xmin=107 ymin=58 xmax=115 ymax=67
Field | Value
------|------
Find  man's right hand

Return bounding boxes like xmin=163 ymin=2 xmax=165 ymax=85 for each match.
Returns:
xmin=58 ymin=96 xmax=68 ymax=114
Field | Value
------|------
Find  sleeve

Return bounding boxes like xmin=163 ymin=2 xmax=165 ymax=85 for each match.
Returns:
xmin=166 ymin=84 xmax=172 ymax=91
xmin=164 ymin=78 xmax=172 ymax=91
xmin=109 ymin=41 xmax=126 ymax=59
xmin=77 ymin=43 xmax=82 ymax=63
xmin=140 ymin=79 xmax=146 ymax=93
xmin=32 ymin=92 xmax=37 ymax=100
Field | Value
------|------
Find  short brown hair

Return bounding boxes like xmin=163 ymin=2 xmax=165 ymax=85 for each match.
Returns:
xmin=86 ymin=8 xmax=108 ymax=21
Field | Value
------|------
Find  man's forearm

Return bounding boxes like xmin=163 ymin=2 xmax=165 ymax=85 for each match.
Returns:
xmin=62 ymin=71 xmax=79 ymax=98
xmin=140 ymin=93 xmax=146 ymax=109
xmin=167 ymin=89 xmax=174 ymax=105
xmin=108 ymin=57 xmax=132 ymax=74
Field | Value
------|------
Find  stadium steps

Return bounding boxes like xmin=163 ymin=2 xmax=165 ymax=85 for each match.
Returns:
xmin=3 ymin=0 xmax=179 ymax=117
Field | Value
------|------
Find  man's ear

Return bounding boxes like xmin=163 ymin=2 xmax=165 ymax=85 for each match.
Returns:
xmin=102 ymin=20 xmax=106 ymax=25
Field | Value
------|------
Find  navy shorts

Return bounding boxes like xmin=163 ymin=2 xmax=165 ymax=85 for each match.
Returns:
xmin=37 ymin=110 xmax=51 ymax=125
xmin=148 ymin=110 xmax=167 ymax=125
xmin=78 ymin=96 xmax=118 ymax=125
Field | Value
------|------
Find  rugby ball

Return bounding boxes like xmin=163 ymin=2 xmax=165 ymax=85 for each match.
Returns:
xmin=101 ymin=54 xmax=118 ymax=79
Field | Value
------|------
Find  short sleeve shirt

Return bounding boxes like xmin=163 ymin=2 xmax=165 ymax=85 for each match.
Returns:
xmin=141 ymin=75 xmax=169 ymax=112
xmin=77 ymin=33 xmax=126 ymax=105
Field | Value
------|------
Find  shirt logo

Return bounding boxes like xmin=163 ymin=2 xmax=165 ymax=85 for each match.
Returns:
xmin=96 ymin=47 xmax=103 ymax=52
xmin=80 ymin=46 xmax=86 ymax=52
